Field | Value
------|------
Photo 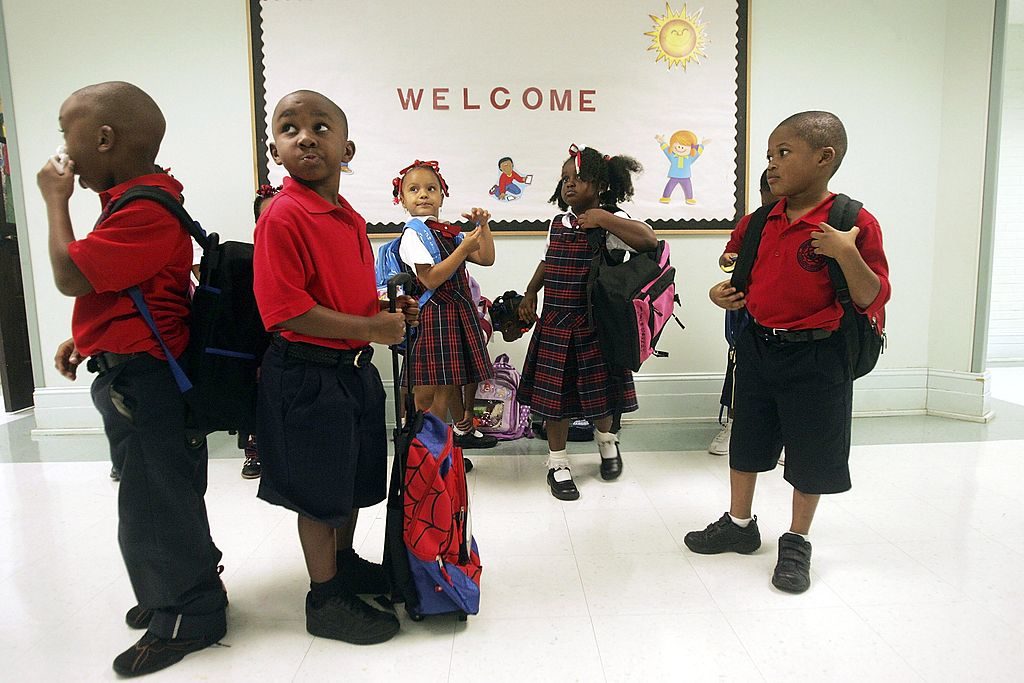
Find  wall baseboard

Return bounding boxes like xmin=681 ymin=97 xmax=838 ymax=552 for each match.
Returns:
xmin=31 ymin=367 xmax=993 ymax=436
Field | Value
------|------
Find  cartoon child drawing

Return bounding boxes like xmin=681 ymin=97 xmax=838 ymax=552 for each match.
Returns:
xmin=656 ymin=131 xmax=708 ymax=204
xmin=489 ymin=156 xmax=532 ymax=201
xmin=339 ymin=161 xmax=353 ymax=175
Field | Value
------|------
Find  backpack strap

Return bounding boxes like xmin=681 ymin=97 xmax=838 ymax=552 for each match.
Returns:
xmin=823 ymin=193 xmax=863 ymax=305
xmin=107 ymin=186 xmax=205 ymax=395
xmin=109 ymin=186 xmax=209 ymax=251
xmin=729 ymin=200 xmax=778 ymax=293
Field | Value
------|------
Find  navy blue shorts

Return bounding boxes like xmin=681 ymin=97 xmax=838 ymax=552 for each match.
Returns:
xmin=256 ymin=343 xmax=388 ymax=526
xmin=729 ymin=325 xmax=853 ymax=494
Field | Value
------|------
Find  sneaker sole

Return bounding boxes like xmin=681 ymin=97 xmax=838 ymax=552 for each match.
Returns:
xmin=240 ymin=471 xmax=261 ymax=479
xmin=307 ymin=621 xmax=399 ymax=645
xmin=683 ymin=538 xmax=761 ymax=555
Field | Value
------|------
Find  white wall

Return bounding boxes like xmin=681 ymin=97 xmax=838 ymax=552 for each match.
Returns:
xmin=988 ymin=23 xmax=1024 ymax=363
xmin=0 ymin=0 xmax=1000 ymax=427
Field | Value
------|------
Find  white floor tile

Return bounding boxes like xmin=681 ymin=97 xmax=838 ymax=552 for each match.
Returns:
xmin=575 ymin=552 xmax=718 ymax=616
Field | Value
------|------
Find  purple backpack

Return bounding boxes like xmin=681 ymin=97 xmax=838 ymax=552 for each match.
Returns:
xmin=473 ymin=354 xmax=532 ymax=440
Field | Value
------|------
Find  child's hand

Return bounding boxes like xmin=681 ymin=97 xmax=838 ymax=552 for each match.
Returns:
xmin=655 ymin=134 xmax=665 ymax=144
xmin=54 ymin=337 xmax=84 ymax=381
xmin=519 ymin=291 xmax=538 ymax=323
xmin=460 ymin=227 xmax=482 ymax=255
xmin=577 ymin=208 xmax=611 ymax=230
xmin=462 ymin=208 xmax=491 ymax=228
xmin=709 ymin=280 xmax=746 ymax=310
xmin=719 ymin=252 xmax=739 ymax=271
xmin=701 ymin=138 xmax=711 ymax=145
xmin=37 ymin=157 xmax=76 ymax=204
xmin=368 ymin=311 xmax=407 ymax=345
xmin=811 ymin=222 xmax=860 ymax=259
xmin=394 ymin=295 xmax=420 ymax=327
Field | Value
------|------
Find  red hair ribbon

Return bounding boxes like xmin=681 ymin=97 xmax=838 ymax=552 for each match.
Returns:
xmin=257 ymin=183 xmax=281 ymax=199
xmin=568 ymin=144 xmax=582 ymax=173
xmin=391 ymin=159 xmax=450 ymax=204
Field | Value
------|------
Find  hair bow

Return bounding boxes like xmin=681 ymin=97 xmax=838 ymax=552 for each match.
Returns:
xmin=257 ymin=183 xmax=281 ymax=199
xmin=568 ymin=144 xmax=583 ymax=174
xmin=391 ymin=159 xmax=451 ymax=204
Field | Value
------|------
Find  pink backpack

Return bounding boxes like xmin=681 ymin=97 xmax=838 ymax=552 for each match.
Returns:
xmin=473 ymin=354 xmax=532 ymax=440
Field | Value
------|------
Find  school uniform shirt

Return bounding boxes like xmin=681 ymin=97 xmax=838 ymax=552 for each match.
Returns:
xmin=519 ymin=210 xmax=639 ymax=420
xmin=67 ymin=173 xmax=192 ymax=359
xmin=399 ymin=218 xmax=492 ymax=385
xmin=725 ymin=194 xmax=890 ymax=331
xmin=253 ymin=176 xmax=377 ymax=351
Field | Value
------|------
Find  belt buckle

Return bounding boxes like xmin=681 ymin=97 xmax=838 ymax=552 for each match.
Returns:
xmin=771 ymin=327 xmax=787 ymax=336
xmin=353 ymin=348 xmax=368 ymax=368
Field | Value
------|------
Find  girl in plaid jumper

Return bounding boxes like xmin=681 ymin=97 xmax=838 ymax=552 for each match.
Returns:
xmin=518 ymin=145 xmax=657 ymax=501
xmin=394 ymin=161 xmax=496 ymax=447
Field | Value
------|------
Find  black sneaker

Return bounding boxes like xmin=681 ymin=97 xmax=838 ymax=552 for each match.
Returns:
xmin=338 ymin=549 xmax=388 ymax=595
xmin=125 ymin=605 xmax=154 ymax=630
xmin=464 ymin=457 xmax=474 ymax=473
xmin=684 ymin=513 xmax=761 ymax=554
xmin=240 ymin=454 xmax=261 ymax=479
xmin=547 ymin=467 xmax=580 ymax=501
xmin=110 ymin=465 xmax=122 ymax=482
xmin=454 ymin=429 xmax=498 ymax=449
xmin=112 ymin=629 xmax=224 ymax=677
xmin=772 ymin=533 xmax=812 ymax=593
xmin=305 ymin=591 xmax=400 ymax=644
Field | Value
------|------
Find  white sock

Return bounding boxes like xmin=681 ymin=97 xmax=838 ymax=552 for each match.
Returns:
xmin=546 ymin=449 xmax=570 ymax=475
xmin=452 ymin=424 xmax=467 ymax=436
xmin=787 ymin=531 xmax=809 ymax=541
xmin=729 ymin=513 xmax=752 ymax=528
xmin=595 ymin=429 xmax=619 ymax=460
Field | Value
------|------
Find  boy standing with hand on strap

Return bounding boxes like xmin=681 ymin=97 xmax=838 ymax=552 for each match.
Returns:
xmin=685 ymin=111 xmax=890 ymax=593
xmin=253 ymin=90 xmax=418 ymax=644
xmin=38 ymin=81 xmax=227 ymax=677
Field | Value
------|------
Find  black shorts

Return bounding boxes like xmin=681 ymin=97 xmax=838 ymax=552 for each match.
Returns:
xmin=729 ymin=325 xmax=853 ymax=494
xmin=256 ymin=343 xmax=388 ymax=526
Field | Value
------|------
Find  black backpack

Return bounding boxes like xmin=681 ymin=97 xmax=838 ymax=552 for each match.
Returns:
xmin=730 ymin=193 xmax=885 ymax=379
xmin=109 ymin=186 xmax=270 ymax=433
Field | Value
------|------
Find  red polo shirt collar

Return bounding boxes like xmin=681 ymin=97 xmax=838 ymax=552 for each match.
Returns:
xmin=281 ymin=176 xmax=353 ymax=216
xmin=99 ymin=172 xmax=184 ymax=209
xmin=769 ymin=193 xmax=836 ymax=231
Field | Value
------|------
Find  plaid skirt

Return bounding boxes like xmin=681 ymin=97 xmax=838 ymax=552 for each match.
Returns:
xmin=406 ymin=295 xmax=493 ymax=386
xmin=519 ymin=308 xmax=638 ymax=420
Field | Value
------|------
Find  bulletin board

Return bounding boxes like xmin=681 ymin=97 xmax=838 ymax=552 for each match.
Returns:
xmin=249 ymin=1 xmax=749 ymax=234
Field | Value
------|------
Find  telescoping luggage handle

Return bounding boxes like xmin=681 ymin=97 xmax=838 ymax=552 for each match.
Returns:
xmin=387 ymin=273 xmax=416 ymax=436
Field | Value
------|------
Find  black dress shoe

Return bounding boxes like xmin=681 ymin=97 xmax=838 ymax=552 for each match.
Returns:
xmin=599 ymin=443 xmax=623 ymax=480
xmin=547 ymin=468 xmax=580 ymax=501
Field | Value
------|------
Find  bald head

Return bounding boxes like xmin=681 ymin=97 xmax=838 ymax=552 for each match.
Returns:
xmin=777 ymin=111 xmax=847 ymax=175
xmin=64 ymin=81 xmax=165 ymax=163
xmin=273 ymin=90 xmax=348 ymax=133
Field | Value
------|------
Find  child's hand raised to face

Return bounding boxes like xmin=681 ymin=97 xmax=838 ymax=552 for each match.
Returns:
xmin=577 ymin=208 xmax=611 ymax=230
xmin=37 ymin=157 xmax=76 ymax=205
xmin=810 ymin=222 xmax=860 ymax=259
xmin=709 ymin=280 xmax=746 ymax=311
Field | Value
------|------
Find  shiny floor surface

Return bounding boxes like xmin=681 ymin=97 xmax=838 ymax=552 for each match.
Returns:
xmin=2 ymin=369 xmax=1023 ymax=682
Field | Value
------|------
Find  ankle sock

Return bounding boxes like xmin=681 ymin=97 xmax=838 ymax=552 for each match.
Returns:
xmin=787 ymin=531 xmax=809 ymax=541
xmin=309 ymin=573 xmax=342 ymax=607
xmin=546 ymin=449 xmax=570 ymax=478
xmin=595 ymin=429 xmax=619 ymax=460
xmin=729 ymin=513 xmax=752 ymax=528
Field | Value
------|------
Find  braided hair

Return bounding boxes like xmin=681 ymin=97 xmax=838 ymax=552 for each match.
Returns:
xmin=549 ymin=145 xmax=643 ymax=210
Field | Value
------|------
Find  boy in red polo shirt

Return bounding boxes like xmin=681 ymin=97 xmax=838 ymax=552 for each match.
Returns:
xmin=253 ymin=90 xmax=417 ymax=644
xmin=684 ymin=111 xmax=890 ymax=594
xmin=37 ymin=81 xmax=227 ymax=676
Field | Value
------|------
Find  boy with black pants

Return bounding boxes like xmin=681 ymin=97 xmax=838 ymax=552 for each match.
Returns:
xmin=685 ymin=111 xmax=890 ymax=593
xmin=38 ymin=82 xmax=226 ymax=676
xmin=253 ymin=90 xmax=418 ymax=643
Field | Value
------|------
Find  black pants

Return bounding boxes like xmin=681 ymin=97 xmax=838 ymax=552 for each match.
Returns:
xmin=91 ymin=354 xmax=227 ymax=638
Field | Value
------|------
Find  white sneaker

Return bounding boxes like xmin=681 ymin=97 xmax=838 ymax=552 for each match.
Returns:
xmin=708 ymin=420 xmax=732 ymax=456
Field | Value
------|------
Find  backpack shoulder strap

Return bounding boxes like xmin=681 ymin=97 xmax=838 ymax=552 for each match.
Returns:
xmin=730 ymin=200 xmax=778 ymax=292
xmin=109 ymin=186 xmax=209 ymax=251
xmin=405 ymin=217 xmax=444 ymax=264
xmin=824 ymin=193 xmax=864 ymax=304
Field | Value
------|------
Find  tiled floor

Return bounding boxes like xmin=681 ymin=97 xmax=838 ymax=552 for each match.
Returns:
xmin=2 ymin=373 xmax=1023 ymax=682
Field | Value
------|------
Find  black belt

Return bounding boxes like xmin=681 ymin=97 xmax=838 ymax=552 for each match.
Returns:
xmin=272 ymin=335 xmax=373 ymax=368
xmin=752 ymin=322 xmax=832 ymax=344
xmin=87 ymin=351 xmax=141 ymax=375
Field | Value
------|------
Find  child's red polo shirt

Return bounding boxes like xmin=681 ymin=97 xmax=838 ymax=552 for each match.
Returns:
xmin=253 ymin=177 xmax=378 ymax=350
xmin=725 ymin=193 xmax=890 ymax=331
xmin=68 ymin=173 xmax=193 ymax=358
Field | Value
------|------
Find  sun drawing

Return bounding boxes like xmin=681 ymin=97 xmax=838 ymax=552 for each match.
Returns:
xmin=645 ymin=3 xmax=709 ymax=70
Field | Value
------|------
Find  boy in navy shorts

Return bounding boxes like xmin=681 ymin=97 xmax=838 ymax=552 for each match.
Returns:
xmin=38 ymin=82 xmax=227 ymax=676
xmin=253 ymin=90 xmax=418 ymax=643
xmin=684 ymin=111 xmax=890 ymax=593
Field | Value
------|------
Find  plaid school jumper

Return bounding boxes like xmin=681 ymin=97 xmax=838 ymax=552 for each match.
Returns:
xmin=519 ymin=213 xmax=638 ymax=420
xmin=407 ymin=226 xmax=493 ymax=386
